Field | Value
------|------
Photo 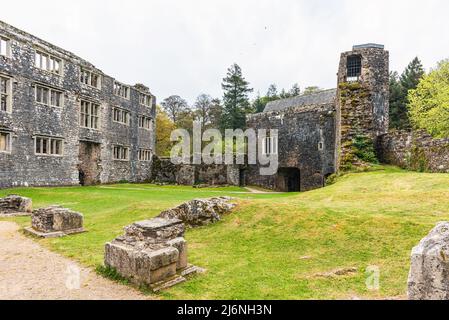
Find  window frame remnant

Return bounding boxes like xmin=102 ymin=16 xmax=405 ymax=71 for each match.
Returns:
xmin=34 ymin=136 xmax=63 ymax=156
xmin=80 ymin=100 xmax=100 ymax=130
xmin=0 ymin=131 xmax=11 ymax=153
xmin=113 ymin=145 xmax=129 ymax=161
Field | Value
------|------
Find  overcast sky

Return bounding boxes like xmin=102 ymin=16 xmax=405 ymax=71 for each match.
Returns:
xmin=1 ymin=0 xmax=448 ymax=104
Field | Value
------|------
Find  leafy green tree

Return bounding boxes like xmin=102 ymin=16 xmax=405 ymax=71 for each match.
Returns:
xmin=161 ymin=95 xmax=189 ymax=123
xmin=221 ymin=64 xmax=253 ymax=130
xmin=303 ymin=86 xmax=321 ymax=95
xmin=408 ymin=59 xmax=449 ymax=138
xmin=155 ymin=106 xmax=176 ymax=157
xmin=194 ymin=94 xmax=213 ymax=128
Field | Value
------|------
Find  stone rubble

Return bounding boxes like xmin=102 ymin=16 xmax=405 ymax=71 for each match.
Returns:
xmin=25 ymin=205 xmax=85 ymax=238
xmin=104 ymin=197 xmax=235 ymax=291
xmin=0 ymin=195 xmax=32 ymax=216
xmin=157 ymin=197 xmax=236 ymax=227
xmin=104 ymin=217 xmax=202 ymax=291
xmin=408 ymin=222 xmax=449 ymax=300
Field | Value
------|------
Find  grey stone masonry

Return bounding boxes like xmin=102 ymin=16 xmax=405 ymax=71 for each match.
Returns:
xmin=246 ymin=103 xmax=338 ymax=192
xmin=377 ymin=130 xmax=449 ymax=173
xmin=104 ymin=217 xmax=196 ymax=289
xmin=25 ymin=205 xmax=85 ymax=238
xmin=0 ymin=194 xmax=32 ymax=216
xmin=157 ymin=197 xmax=236 ymax=227
xmin=408 ymin=222 xmax=449 ymax=300
xmin=336 ymin=45 xmax=389 ymax=168
xmin=0 ymin=20 xmax=156 ymax=188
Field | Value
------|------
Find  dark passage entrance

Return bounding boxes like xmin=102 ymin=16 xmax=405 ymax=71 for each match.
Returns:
xmin=277 ymin=168 xmax=301 ymax=192
xmin=78 ymin=141 xmax=102 ymax=186
xmin=239 ymin=169 xmax=246 ymax=187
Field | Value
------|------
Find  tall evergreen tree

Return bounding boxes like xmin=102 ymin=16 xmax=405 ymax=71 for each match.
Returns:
xmin=253 ymin=92 xmax=266 ymax=113
xmin=266 ymin=84 xmax=279 ymax=99
xmin=209 ymin=98 xmax=223 ymax=130
xmin=289 ymin=83 xmax=301 ymax=96
xmin=400 ymin=57 xmax=425 ymax=93
xmin=389 ymin=57 xmax=425 ymax=129
xmin=389 ymin=71 xmax=405 ymax=129
xmin=221 ymin=64 xmax=253 ymax=130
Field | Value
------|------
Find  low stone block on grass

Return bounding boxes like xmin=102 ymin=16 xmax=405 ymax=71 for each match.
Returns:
xmin=25 ymin=206 xmax=86 ymax=238
xmin=104 ymin=217 xmax=201 ymax=291
xmin=0 ymin=195 xmax=32 ymax=216
xmin=408 ymin=222 xmax=449 ymax=300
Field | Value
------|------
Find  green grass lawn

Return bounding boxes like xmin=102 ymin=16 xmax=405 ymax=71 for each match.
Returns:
xmin=1 ymin=166 xmax=448 ymax=300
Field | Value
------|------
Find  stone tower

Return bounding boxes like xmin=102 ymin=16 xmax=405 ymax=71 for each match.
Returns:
xmin=336 ymin=44 xmax=389 ymax=168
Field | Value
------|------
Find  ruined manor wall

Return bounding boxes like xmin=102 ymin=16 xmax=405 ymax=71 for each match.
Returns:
xmin=246 ymin=104 xmax=338 ymax=192
xmin=151 ymin=156 xmax=241 ymax=186
xmin=377 ymin=130 xmax=449 ymax=173
xmin=0 ymin=21 xmax=155 ymax=188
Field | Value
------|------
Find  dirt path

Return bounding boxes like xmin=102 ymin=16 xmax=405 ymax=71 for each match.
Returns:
xmin=244 ymin=187 xmax=282 ymax=194
xmin=0 ymin=221 xmax=152 ymax=300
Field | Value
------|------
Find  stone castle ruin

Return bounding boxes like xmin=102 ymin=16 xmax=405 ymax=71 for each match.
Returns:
xmin=1 ymin=19 xmax=448 ymax=192
xmin=245 ymin=44 xmax=389 ymax=192
xmin=0 ymin=20 xmax=156 ymax=188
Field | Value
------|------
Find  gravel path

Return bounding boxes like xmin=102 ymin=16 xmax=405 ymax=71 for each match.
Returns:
xmin=0 ymin=221 xmax=152 ymax=300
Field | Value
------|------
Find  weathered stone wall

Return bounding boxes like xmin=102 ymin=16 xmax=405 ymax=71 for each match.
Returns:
xmin=151 ymin=156 xmax=241 ymax=186
xmin=336 ymin=45 xmax=389 ymax=168
xmin=377 ymin=130 xmax=449 ymax=173
xmin=246 ymin=104 xmax=337 ymax=192
xmin=0 ymin=20 xmax=155 ymax=188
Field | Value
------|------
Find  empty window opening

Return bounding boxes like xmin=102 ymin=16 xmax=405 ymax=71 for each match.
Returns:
xmin=35 ymin=136 xmax=63 ymax=156
xmin=139 ymin=93 xmax=152 ymax=107
xmin=138 ymin=149 xmax=152 ymax=161
xmin=262 ymin=136 xmax=278 ymax=155
xmin=318 ymin=142 xmax=324 ymax=151
xmin=0 ymin=131 xmax=11 ymax=153
xmin=80 ymin=100 xmax=100 ymax=129
xmin=347 ymin=55 xmax=362 ymax=82
xmin=113 ymin=145 xmax=129 ymax=161
xmin=138 ymin=115 xmax=152 ymax=130
xmin=113 ymin=107 xmax=130 ymax=125
xmin=114 ymin=82 xmax=130 ymax=99
xmin=0 ymin=76 xmax=12 ymax=112
xmin=80 ymin=68 xmax=101 ymax=89
xmin=35 ymin=50 xmax=62 ymax=75
xmin=35 ymin=85 xmax=63 ymax=107
xmin=0 ymin=37 xmax=11 ymax=57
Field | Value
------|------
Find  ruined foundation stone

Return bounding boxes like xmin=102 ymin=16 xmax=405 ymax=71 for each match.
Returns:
xmin=104 ymin=217 xmax=201 ymax=291
xmin=157 ymin=197 xmax=236 ymax=227
xmin=0 ymin=195 xmax=32 ymax=216
xmin=408 ymin=222 xmax=449 ymax=300
xmin=25 ymin=205 xmax=85 ymax=238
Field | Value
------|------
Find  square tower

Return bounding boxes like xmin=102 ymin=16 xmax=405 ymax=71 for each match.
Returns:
xmin=336 ymin=44 xmax=389 ymax=168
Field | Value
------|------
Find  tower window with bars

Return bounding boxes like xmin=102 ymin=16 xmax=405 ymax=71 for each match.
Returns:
xmin=347 ymin=55 xmax=362 ymax=82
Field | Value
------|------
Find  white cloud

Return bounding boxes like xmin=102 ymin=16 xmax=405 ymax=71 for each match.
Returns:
xmin=1 ymin=0 xmax=448 ymax=104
